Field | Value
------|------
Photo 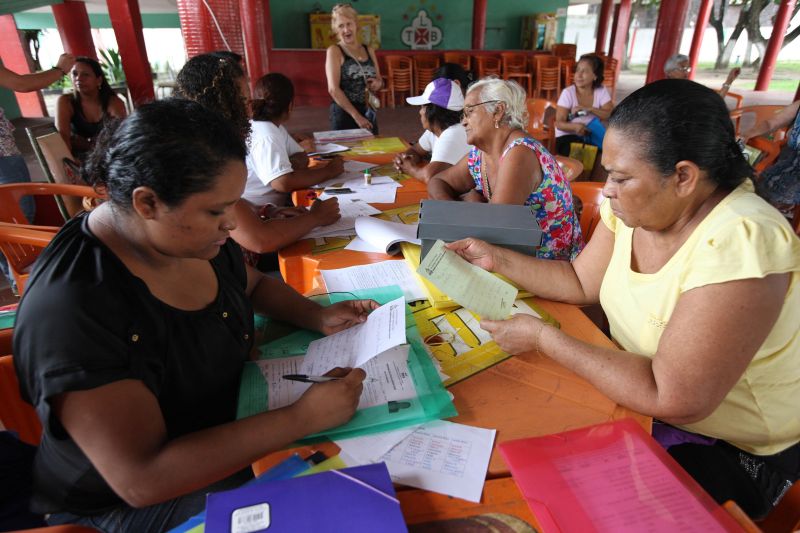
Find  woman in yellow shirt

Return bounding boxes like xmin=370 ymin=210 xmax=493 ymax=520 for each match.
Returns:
xmin=448 ymin=79 xmax=800 ymax=519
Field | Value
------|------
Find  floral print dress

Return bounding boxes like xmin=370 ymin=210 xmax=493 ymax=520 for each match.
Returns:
xmin=467 ymin=136 xmax=584 ymax=260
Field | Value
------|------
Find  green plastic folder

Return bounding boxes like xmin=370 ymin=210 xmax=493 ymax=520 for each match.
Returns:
xmin=236 ymin=286 xmax=457 ymax=442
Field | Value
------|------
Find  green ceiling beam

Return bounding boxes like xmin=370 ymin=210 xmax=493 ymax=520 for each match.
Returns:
xmin=0 ymin=0 xmax=62 ymax=16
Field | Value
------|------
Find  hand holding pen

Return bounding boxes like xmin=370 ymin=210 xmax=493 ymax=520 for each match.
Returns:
xmin=289 ymin=367 xmax=366 ymax=433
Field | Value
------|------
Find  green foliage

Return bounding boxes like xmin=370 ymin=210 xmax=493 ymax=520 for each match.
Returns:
xmin=99 ymin=48 xmax=125 ymax=84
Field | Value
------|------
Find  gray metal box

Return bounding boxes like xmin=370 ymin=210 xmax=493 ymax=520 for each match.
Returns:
xmin=417 ymin=200 xmax=543 ymax=260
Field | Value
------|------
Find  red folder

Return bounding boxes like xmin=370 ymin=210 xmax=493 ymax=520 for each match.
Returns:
xmin=499 ymin=419 xmax=742 ymax=532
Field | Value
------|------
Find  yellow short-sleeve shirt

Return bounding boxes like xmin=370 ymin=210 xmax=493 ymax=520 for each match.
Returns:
xmin=599 ymin=180 xmax=800 ymax=455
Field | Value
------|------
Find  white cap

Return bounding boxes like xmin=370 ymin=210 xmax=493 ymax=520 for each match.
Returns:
xmin=406 ymin=78 xmax=464 ymax=111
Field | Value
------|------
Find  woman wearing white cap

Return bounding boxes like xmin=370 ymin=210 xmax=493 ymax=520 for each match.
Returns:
xmin=393 ymin=78 xmax=470 ymax=183
xmin=428 ymin=78 xmax=584 ymax=261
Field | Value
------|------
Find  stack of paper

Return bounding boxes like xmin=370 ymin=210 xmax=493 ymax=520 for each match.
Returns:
xmin=313 ymin=128 xmax=373 ymax=143
xmin=336 ymin=420 xmax=496 ymax=503
xmin=302 ymin=198 xmax=382 ymax=239
xmin=308 ymin=142 xmax=349 ymax=156
xmin=344 ymin=217 xmax=421 ymax=255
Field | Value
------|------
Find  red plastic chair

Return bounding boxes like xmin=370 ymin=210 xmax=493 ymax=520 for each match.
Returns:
xmin=526 ymin=98 xmax=557 ymax=153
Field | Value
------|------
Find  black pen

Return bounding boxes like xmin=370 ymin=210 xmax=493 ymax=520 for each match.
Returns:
xmin=283 ymin=374 xmax=378 ymax=383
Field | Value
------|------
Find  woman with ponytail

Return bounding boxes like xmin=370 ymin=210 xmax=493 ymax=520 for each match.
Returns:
xmin=446 ymin=79 xmax=800 ymax=519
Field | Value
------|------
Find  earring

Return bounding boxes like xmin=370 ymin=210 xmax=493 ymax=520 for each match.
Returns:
xmin=494 ymin=120 xmax=499 ymax=129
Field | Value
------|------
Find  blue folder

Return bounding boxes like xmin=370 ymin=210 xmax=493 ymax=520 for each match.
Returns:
xmin=584 ymin=117 xmax=606 ymax=148
xmin=204 ymin=463 xmax=406 ymax=533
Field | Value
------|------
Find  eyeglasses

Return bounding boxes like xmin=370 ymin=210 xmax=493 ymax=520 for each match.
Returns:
xmin=463 ymin=100 xmax=500 ymax=118
xmin=676 ymin=65 xmax=691 ymax=73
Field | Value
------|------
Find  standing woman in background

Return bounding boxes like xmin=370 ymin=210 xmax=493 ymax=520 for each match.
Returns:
xmin=56 ymin=57 xmax=127 ymax=160
xmin=325 ymin=3 xmax=382 ymax=132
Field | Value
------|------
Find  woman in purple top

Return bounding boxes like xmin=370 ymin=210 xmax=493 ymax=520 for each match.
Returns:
xmin=554 ymin=54 xmax=613 ymax=156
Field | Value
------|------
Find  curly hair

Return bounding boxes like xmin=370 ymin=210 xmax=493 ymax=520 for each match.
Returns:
xmin=251 ymin=73 xmax=293 ymax=122
xmin=175 ymin=53 xmax=250 ymax=142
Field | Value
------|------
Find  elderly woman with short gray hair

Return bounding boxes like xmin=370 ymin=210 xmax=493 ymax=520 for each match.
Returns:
xmin=427 ymin=77 xmax=584 ymax=260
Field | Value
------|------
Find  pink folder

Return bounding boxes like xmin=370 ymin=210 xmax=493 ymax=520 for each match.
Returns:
xmin=499 ymin=419 xmax=742 ymax=532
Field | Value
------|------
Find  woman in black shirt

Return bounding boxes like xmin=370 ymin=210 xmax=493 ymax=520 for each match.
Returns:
xmin=14 ymin=99 xmax=374 ymax=532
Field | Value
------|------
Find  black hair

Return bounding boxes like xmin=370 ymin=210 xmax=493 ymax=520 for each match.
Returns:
xmin=71 ymin=56 xmax=117 ymax=113
xmin=175 ymin=53 xmax=250 ymax=142
xmin=434 ymin=63 xmax=473 ymax=96
xmin=423 ymin=104 xmax=462 ymax=132
xmin=209 ymin=50 xmax=243 ymax=64
xmin=251 ymin=73 xmax=294 ymax=122
xmin=83 ymin=99 xmax=246 ymax=209
xmin=608 ymin=79 xmax=752 ymax=188
xmin=577 ymin=54 xmax=604 ymax=89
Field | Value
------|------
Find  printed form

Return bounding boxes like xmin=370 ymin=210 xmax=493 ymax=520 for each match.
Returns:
xmin=417 ymin=239 xmax=517 ymax=320
xmin=301 ymin=296 xmax=407 ymax=374
xmin=321 ymin=261 xmax=426 ymax=303
xmin=257 ymin=345 xmax=416 ymax=411
xmin=337 ymin=420 xmax=496 ymax=503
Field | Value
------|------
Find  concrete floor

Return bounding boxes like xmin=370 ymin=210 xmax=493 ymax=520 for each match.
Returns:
xmin=2 ymin=70 xmax=795 ymax=305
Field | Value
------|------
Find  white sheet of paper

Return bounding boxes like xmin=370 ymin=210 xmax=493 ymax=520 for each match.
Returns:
xmin=321 ymin=261 xmax=426 ymax=303
xmin=343 ymin=160 xmax=376 ymax=173
xmin=301 ymin=296 xmax=406 ymax=373
xmin=343 ymin=216 xmax=420 ymax=255
xmin=313 ymin=129 xmax=372 ymax=143
xmin=309 ymin=142 xmax=349 ymax=156
xmin=340 ymin=420 xmax=497 ymax=503
xmin=417 ymin=240 xmax=517 ymax=320
xmin=257 ymin=345 xmax=415 ymax=410
xmin=302 ymin=198 xmax=381 ymax=239
xmin=337 ymin=424 xmax=422 ymax=464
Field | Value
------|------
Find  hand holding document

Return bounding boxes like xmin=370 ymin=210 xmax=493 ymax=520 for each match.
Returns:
xmin=302 ymin=198 xmax=382 ymax=239
xmin=302 ymin=296 xmax=406 ymax=374
xmin=344 ymin=216 xmax=421 ymax=255
xmin=417 ymin=239 xmax=517 ymax=320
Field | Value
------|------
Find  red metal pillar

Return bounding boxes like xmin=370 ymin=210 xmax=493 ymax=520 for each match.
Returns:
xmin=795 ymin=80 xmax=800 ymax=102
xmin=688 ymin=0 xmax=713 ymax=80
xmin=176 ymin=0 xmax=245 ymax=59
xmin=52 ymin=1 xmax=97 ymax=59
xmin=239 ymin=0 xmax=268 ymax=85
xmin=106 ymin=0 xmax=154 ymax=106
xmin=595 ymin=0 xmax=614 ymax=54
xmin=645 ymin=0 xmax=690 ymax=84
xmin=472 ymin=0 xmax=487 ymax=50
xmin=755 ymin=0 xmax=796 ymax=91
xmin=609 ymin=0 xmax=632 ymax=65
xmin=0 ymin=15 xmax=47 ymax=117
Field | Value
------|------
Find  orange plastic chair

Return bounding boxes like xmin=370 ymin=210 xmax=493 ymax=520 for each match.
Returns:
xmin=526 ymin=98 xmax=557 ymax=153
xmin=413 ymin=55 xmax=440 ymax=94
xmin=555 ymin=155 xmax=584 ymax=182
xmin=571 ymin=181 xmax=605 ymax=241
xmin=0 ymin=222 xmax=58 ymax=294
xmin=501 ymin=52 xmax=532 ymax=96
xmin=0 ymin=183 xmax=99 ymax=227
xmin=443 ymin=52 xmax=471 ymax=72
xmin=552 ymin=43 xmax=577 ymax=61
xmin=732 ymin=104 xmax=786 ymax=138
xmin=0 ymin=355 xmax=41 ymax=446
xmin=747 ymin=136 xmax=782 ymax=175
xmin=718 ymin=90 xmax=744 ymax=110
xmin=384 ymin=55 xmax=414 ymax=108
xmin=533 ymin=55 xmax=561 ymax=101
xmin=758 ymin=482 xmax=800 ymax=533
xmin=473 ymin=55 xmax=502 ymax=79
